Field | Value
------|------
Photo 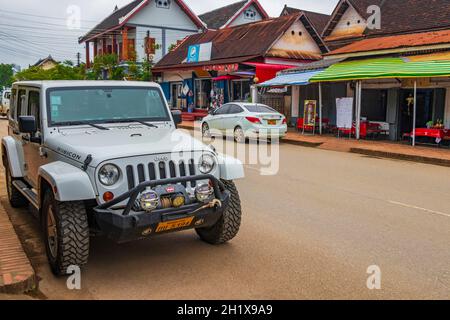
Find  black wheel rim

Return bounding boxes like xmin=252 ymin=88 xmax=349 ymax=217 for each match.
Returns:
xmin=47 ymin=206 xmax=58 ymax=259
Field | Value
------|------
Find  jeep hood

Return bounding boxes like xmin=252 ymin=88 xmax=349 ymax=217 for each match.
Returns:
xmin=45 ymin=127 xmax=210 ymax=167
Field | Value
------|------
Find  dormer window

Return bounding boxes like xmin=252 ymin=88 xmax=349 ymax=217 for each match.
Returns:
xmin=156 ymin=0 xmax=170 ymax=9
xmin=244 ymin=9 xmax=256 ymax=20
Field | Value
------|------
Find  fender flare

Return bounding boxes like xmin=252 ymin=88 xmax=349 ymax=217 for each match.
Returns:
xmin=2 ymin=136 xmax=24 ymax=178
xmin=217 ymin=153 xmax=245 ymax=181
xmin=39 ymin=161 xmax=96 ymax=202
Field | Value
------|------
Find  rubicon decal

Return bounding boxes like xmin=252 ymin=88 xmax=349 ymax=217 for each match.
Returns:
xmin=56 ymin=147 xmax=82 ymax=161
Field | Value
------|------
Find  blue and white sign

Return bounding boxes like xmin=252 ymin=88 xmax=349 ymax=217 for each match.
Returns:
xmin=187 ymin=45 xmax=200 ymax=63
xmin=187 ymin=42 xmax=212 ymax=63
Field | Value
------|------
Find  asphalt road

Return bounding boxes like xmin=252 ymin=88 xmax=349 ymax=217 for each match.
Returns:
xmin=1 ymin=120 xmax=450 ymax=299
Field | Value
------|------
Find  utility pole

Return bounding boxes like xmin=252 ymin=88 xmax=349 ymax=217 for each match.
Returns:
xmin=146 ymin=30 xmax=151 ymax=81
xmin=76 ymin=52 xmax=81 ymax=67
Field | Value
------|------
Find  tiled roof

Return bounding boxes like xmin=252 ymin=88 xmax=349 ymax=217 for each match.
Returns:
xmin=280 ymin=6 xmax=330 ymax=34
xmin=154 ymin=14 xmax=324 ymax=71
xmin=33 ymin=55 xmax=57 ymax=67
xmin=363 ymin=0 xmax=450 ymax=36
xmin=79 ymin=0 xmax=205 ymax=43
xmin=198 ymin=0 xmax=269 ymax=30
xmin=79 ymin=0 xmax=142 ymax=43
xmin=199 ymin=0 xmax=247 ymax=30
xmin=323 ymin=0 xmax=450 ymax=38
xmin=327 ymin=29 xmax=450 ymax=56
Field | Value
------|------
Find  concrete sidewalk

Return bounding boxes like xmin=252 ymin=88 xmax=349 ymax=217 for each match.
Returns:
xmin=180 ymin=121 xmax=450 ymax=167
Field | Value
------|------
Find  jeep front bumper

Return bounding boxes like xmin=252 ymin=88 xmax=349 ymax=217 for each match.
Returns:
xmin=93 ymin=175 xmax=229 ymax=243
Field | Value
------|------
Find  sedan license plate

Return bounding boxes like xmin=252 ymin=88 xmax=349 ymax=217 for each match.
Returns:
xmin=156 ymin=217 xmax=194 ymax=233
xmin=267 ymin=119 xmax=277 ymax=125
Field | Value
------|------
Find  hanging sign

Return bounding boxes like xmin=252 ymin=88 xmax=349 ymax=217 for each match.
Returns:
xmin=304 ymin=100 xmax=317 ymax=126
xmin=187 ymin=42 xmax=212 ymax=63
xmin=336 ymin=97 xmax=353 ymax=129
xmin=182 ymin=84 xmax=190 ymax=96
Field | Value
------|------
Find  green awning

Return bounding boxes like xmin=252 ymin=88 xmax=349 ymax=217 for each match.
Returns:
xmin=310 ymin=57 xmax=450 ymax=82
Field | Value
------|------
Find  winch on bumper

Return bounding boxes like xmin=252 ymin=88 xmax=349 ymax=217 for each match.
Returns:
xmin=93 ymin=175 xmax=229 ymax=243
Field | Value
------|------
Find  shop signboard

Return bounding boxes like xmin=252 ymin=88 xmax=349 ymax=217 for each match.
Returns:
xmin=303 ymin=100 xmax=317 ymax=126
xmin=336 ymin=97 xmax=353 ymax=129
xmin=187 ymin=42 xmax=212 ymax=63
xmin=402 ymin=78 xmax=431 ymax=88
xmin=202 ymin=64 xmax=239 ymax=72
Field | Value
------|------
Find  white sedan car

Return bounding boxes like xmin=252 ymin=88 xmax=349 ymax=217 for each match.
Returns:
xmin=201 ymin=103 xmax=287 ymax=143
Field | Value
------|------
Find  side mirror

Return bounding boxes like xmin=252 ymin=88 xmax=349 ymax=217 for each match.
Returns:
xmin=171 ymin=110 xmax=182 ymax=127
xmin=19 ymin=116 xmax=37 ymax=134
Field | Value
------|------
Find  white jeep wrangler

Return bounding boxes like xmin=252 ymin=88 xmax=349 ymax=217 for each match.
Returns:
xmin=2 ymin=81 xmax=244 ymax=276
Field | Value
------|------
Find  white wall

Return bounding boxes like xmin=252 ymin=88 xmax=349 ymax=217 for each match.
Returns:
xmin=327 ymin=5 xmax=366 ymax=39
xmin=228 ymin=4 xmax=263 ymax=28
xmin=129 ymin=0 xmax=199 ymax=31
xmin=128 ymin=1 xmax=200 ymax=63
xmin=135 ymin=26 xmax=194 ymax=63
xmin=268 ymin=20 xmax=322 ymax=57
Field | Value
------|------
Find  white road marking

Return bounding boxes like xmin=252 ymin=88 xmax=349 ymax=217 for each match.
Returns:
xmin=388 ymin=200 xmax=450 ymax=218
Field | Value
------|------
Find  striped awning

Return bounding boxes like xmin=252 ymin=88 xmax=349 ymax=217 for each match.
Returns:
xmin=258 ymin=69 xmax=324 ymax=87
xmin=310 ymin=57 xmax=450 ymax=82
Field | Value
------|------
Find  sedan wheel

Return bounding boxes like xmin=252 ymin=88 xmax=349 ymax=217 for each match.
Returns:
xmin=202 ymin=123 xmax=210 ymax=138
xmin=234 ymin=127 xmax=245 ymax=143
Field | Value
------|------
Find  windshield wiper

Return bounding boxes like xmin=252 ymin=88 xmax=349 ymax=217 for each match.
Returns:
xmin=57 ymin=121 xmax=109 ymax=130
xmin=106 ymin=119 xmax=158 ymax=128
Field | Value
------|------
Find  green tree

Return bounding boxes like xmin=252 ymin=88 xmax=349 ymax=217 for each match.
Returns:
xmin=0 ymin=64 xmax=14 ymax=88
xmin=91 ymin=54 xmax=124 ymax=80
xmin=14 ymin=63 xmax=85 ymax=81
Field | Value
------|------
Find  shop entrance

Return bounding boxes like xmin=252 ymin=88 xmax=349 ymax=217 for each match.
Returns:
xmin=195 ymin=79 xmax=212 ymax=109
xmin=170 ymin=82 xmax=183 ymax=109
xmin=399 ymin=89 xmax=434 ymax=138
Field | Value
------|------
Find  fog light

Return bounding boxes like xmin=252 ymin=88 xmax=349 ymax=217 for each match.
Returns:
xmin=103 ymin=191 xmax=114 ymax=202
xmin=172 ymin=195 xmax=185 ymax=208
xmin=195 ymin=184 xmax=214 ymax=203
xmin=140 ymin=190 xmax=159 ymax=212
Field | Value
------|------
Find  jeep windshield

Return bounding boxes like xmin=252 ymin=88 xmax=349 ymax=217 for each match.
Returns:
xmin=47 ymin=87 xmax=170 ymax=126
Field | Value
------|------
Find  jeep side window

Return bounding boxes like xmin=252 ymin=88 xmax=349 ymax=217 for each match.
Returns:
xmin=10 ymin=89 xmax=17 ymax=119
xmin=17 ymin=89 xmax=27 ymax=118
xmin=28 ymin=91 xmax=41 ymax=131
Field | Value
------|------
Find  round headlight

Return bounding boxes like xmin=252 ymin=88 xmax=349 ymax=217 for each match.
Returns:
xmin=198 ymin=154 xmax=215 ymax=174
xmin=98 ymin=164 xmax=120 ymax=186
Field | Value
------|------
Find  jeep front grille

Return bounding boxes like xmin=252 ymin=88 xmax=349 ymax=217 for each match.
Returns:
xmin=125 ymin=159 xmax=197 ymax=190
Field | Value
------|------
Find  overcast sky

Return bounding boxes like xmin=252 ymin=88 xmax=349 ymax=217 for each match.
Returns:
xmin=0 ymin=0 xmax=339 ymax=68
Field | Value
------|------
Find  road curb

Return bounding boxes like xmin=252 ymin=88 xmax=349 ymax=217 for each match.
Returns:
xmin=350 ymin=148 xmax=450 ymax=168
xmin=179 ymin=123 xmax=450 ymax=167
xmin=0 ymin=203 xmax=37 ymax=294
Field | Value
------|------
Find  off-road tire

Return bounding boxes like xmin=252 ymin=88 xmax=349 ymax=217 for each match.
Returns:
xmin=42 ymin=191 xmax=90 ymax=276
xmin=5 ymin=162 xmax=28 ymax=208
xmin=196 ymin=180 xmax=242 ymax=244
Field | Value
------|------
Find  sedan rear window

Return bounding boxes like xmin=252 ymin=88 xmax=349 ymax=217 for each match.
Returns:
xmin=244 ymin=104 xmax=276 ymax=113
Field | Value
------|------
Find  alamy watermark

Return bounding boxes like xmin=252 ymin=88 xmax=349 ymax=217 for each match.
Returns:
xmin=66 ymin=5 xmax=81 ymax=30
xmin=366 ymin=265 xmax=382 ymax=290
xmin=66 ymin=265 xmax=82 ymax=290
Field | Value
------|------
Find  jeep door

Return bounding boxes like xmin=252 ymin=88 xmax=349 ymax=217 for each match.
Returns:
xmin=19 ymin=89 xmax=48 ymax=187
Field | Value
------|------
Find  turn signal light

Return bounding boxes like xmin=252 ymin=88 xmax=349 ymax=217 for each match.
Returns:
xmin=245 ymin=117 xmax=261 ymax=124
xmin=103 ymin=192 xmax=115 ymax=202
xmin=282 ymin=118 xmax=287 ymax=124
